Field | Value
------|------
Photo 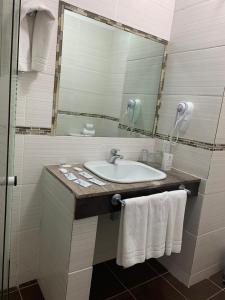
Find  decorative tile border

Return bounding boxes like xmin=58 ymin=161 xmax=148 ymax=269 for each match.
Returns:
xmin=155 ymin=133 xmax=225 ymax=151
xmin=16 ymin=127 xmax=51 ymax=135
xmin=58 ymin=110 xmax=119 ymax=122
xmin=118 ymin=123 xmax=153 ymax=137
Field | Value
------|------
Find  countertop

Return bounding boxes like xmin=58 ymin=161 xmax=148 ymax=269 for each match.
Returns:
xmin=46 ymin=163 xmax=201 ymax=219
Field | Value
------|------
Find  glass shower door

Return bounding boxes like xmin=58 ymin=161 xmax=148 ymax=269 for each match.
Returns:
xmin=0 ymin=0 xmax=19 ymax=297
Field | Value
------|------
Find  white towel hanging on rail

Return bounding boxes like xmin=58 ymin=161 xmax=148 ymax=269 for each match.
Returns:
xmin=19 ymin=0 xmax=56 ymax=72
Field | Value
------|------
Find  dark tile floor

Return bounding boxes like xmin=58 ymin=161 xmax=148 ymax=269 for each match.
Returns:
xmin=90 ymin=259 xmax=225 ymax=300
xmin=5 ymin=260 xmax=225 ymax=300
xmin=4 ymin=280 xmax=44 ymax=300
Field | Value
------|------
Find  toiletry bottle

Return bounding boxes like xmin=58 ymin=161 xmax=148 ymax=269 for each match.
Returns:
xmin=161 ymin=152 xmax=173 ymax=171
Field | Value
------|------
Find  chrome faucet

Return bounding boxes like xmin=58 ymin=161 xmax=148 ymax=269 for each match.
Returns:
xmin=109 ymin=149 xmax=124 ymax=164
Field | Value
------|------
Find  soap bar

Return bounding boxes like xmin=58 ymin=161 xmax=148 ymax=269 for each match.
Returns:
xmin=79 ymin=171 xmax=93 ymax=179
xmin=59 ymin=168 xmax=68 ymax=174
xmin=61 ymin=164 xmax=72 ymax=168
xmin=89 ymin=178 xmax=106 ymax=186
xmin=64 ymin=173 xmax=77 ymax=181
xmin=73 ymin=167 xmax=83 ymax=172
xmin=74 ymin=179 xmax=92 ymax=188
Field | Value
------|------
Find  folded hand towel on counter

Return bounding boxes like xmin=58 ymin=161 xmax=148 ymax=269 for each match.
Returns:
xmin=146 ymin=192 xmax=169 ymax=260
xmin=165 ymin=190 xmax=187 ymax=256
xmin=117 ymin=196 xmax=149 ymax=268
xmin=19 ymin=0 xmax=56 ymax=72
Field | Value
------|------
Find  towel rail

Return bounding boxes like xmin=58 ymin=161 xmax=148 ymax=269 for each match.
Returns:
xmin=111 ymin=184 xmax=191 ymax=207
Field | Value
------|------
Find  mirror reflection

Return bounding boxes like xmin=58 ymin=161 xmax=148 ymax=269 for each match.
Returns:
xmin=54 ymin=8 xmax=166 ymax=138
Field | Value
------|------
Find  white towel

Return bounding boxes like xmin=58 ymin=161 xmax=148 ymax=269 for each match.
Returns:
xmin=165 ymin=190 xmax=187 ymax=256
xmin=116 ymin=196 xmax=149 ymax=268
xmin=146 ymin=192 xmax=169 ymax=259
xmin=19 ymin=0 xmax=56 ymax=72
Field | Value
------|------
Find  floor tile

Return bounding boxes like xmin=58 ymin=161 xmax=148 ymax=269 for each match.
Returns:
xmin=147 ymin=259 xmax=168 ymax=275
xmin=210 ymin=291 xmax=225 ymax=300
xmin=209 ymin=271 xmax=225 ymax=289
xmin=108 ymin=291 xmax=135 ymax=300
xmin=3 ymin=291 xmax=22 ymax=300
xmin=164 ymin=274 xmax=221 ymax=300
xmin=131 ymin=277 xmax=186 ymax=300
xmin=19 ymin=280 xmax=38 ymax=289
xmin=90 ymin=263 xmax=125 ymax=300
xmin=20 ymin=284 xmax=44 ymax=300
xmin=106 ymin=260 xmax=158 ymax=289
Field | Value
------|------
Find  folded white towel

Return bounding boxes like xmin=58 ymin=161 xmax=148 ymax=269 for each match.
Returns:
xmin=165 ymin=190 xmax=187 ymax=256
xmin=145 ymin=192 xmax=169 ymax=259
xmin=19 ymin=0 xmax=56 ymax=72
xmin=116 ymin=196 xmax=149 ymax=268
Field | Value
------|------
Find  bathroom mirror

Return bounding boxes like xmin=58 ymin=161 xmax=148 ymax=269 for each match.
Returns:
xmin=53 ymin=2 xmax=167 ymax=138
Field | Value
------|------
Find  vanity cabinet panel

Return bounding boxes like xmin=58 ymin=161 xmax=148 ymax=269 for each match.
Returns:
xmin=39 ymin=171 xmax=75 ymax=300
xmin=66 ymin=268 xmax=93 ymax=300
xmin=69 ymin=217 xmax=98 ymax=272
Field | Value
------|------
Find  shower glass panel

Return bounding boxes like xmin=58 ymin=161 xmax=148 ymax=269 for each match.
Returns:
xmin=0 ymin=0 xmax=19 ymax=297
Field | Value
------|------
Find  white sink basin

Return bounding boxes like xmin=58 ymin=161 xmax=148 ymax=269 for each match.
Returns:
xmin=84 ymin=160 xmax=167 ymax=184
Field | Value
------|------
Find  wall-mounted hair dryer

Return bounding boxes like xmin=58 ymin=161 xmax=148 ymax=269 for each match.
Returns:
xmin=127 ymin=99 xmax=141 ymax=124
xmin=174 ymin=101 xmax=194 ymax=133
xmin=169 ymin=101 xmax=194 ymax=149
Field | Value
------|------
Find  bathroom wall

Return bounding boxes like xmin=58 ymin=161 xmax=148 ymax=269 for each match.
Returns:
xmin=13 ymin=0 xmax=176 ymax=286
xmin=156 ymin=0 xmax=225 ymax=286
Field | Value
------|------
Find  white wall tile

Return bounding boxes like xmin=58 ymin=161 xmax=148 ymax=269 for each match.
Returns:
xmin=115 ymin=0 xmax=175 ymax=41
xmin=171 ymin=0 xmax=225 ymax=53
xmin=154 ymin=139 xmax=212 ymax=179
xmin=66 ymin=267 xmax=92 ymax=300
xmin=205 ymin=151 xmax=225 ymax=194
xmin=163 ymin=47 xmax=225 ymax=97
xmin=197 ymin=192 xmax=225 ymax=235
xmin=192 ymin=228 xmax=225 ymax=274
xmin=22 ymin=135 xmax=154 ymax=184
xmin=18 ymin=229 xmax=40 ymax=284
xmin=158 ymin=94 xmax=222 ymax=143
xmin=14 ymin=135 xmax=24 ymax=185
xmin=69 ymin=217 xmax=98 ymax=272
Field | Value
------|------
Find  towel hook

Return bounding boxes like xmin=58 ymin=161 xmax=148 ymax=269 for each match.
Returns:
xmin=178 ymin=184 xmax=191 ymax=195
xmin=111 ymin=194 xmax=126 ymax=207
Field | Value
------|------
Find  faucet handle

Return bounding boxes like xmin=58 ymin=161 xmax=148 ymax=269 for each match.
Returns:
xmin=111 ymin=148 xmax=120 ymax=155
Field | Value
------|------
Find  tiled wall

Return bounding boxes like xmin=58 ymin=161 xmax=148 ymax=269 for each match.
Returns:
xmin=13 ymin=0 xmax=175 ymax=286
xmin=156 ymin=0 xmax=225 ymax=286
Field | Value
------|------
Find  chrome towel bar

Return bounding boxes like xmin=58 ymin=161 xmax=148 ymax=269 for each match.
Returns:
xmin=111 ymin=184 xmax=191 ymax=207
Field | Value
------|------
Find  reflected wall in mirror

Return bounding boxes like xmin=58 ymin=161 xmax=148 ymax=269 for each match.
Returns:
xmin=53 ymin=2 xmax=167 ymax=138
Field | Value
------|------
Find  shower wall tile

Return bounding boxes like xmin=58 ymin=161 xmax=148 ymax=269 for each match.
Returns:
xmin=170 ymin=0 xmax=225 ymax=53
